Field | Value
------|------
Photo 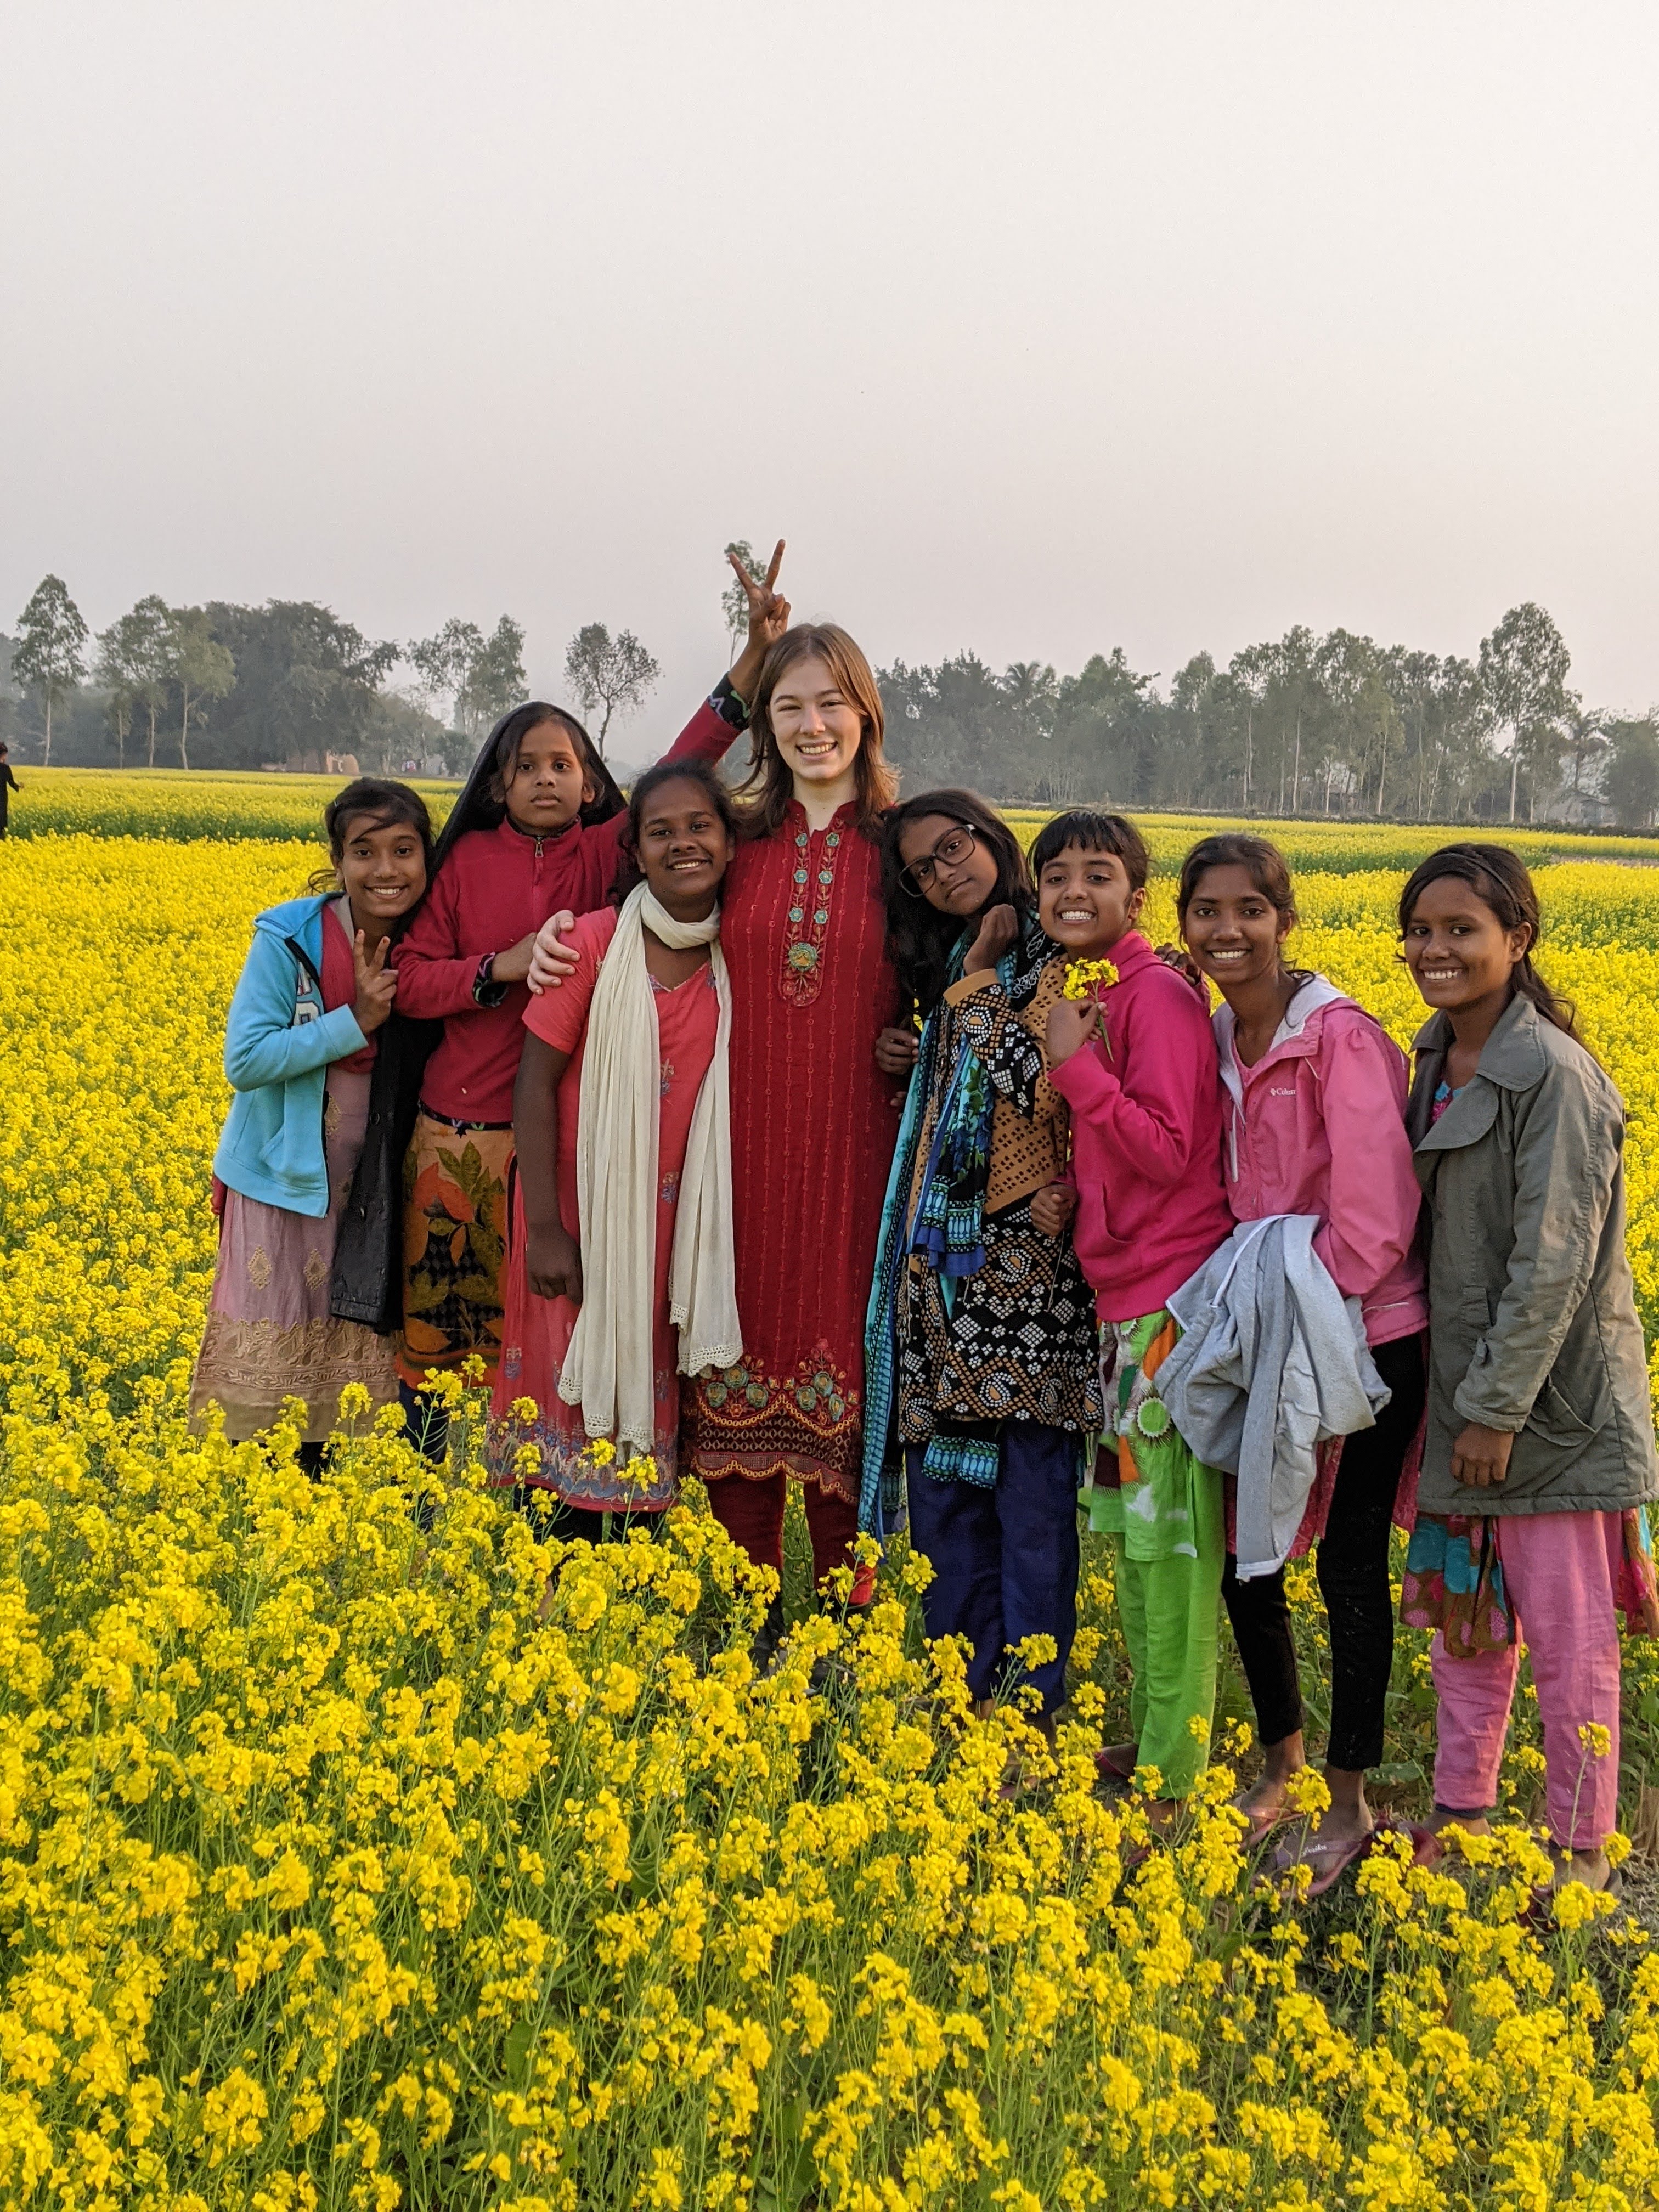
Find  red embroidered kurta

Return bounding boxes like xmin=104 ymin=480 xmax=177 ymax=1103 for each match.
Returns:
xmin=682 ymin=803 xmax=904 ymax=1500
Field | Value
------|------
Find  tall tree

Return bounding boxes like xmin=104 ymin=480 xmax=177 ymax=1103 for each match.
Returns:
xmin=563 ymin=623 xmax=661 ymax=754
xmin=408 ymin=618 xmax=484 ymax=731
xmin=458 ymin=616 xmax=527 ymax=738
xmin=721 ymin=543 xmax=766 ymax=665
xmin=13 ymin=575 xmax=88 ymax=765
xmin=1603 ymin=717 xmax=1659 ymax=828
xmin=201 ymin=601 xmax=396 ymax=768
xmin=95 ymin=596 xmax=170 ymax=769
xmin=1478 ymin=602 xmax=1571 ymax=824
xmin=163 ymin=607 xmax=235 ymax=769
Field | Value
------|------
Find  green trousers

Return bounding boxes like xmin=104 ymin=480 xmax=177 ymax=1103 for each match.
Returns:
xmin=1109 ymin=1464 xmax=1224 ymax=1798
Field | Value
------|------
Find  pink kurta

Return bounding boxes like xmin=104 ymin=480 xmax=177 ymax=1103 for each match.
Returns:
xmin=491 ymin=907 xmax=720 ymax=1510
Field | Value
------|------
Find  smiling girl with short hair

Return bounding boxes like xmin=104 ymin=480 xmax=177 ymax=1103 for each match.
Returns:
xmin=1038 ymin=810 xmax=1234 ymax=1815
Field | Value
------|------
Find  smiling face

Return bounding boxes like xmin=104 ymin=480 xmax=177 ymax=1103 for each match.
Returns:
xmin=1181 ymin=863 xmax=1292 ymax=991
xmin=896 ymin=812 xmax=1002 ymax=920
xmin=335 ymin=814 xmax=427 ymax=923
xmin=635 ymin=775 xmax=734 ymax=921
xmin=503 ymin=718 xmax=594 ymax=835
xmin=1037 ymin=843 xmax=1144 ymax=956
xmin=1402 ymin=875 xmax=1531 ymax=1012
xmin=768 ymin=654 xmax=865 ymax=791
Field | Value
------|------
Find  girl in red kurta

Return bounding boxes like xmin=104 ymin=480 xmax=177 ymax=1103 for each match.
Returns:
xmin=492 ymin=762 xmax=740 ymax=1536
xmin=529 ymin=605 xmax=903 ymax=1649
xmin=392 ymin=586 xmax=788 ymax=1425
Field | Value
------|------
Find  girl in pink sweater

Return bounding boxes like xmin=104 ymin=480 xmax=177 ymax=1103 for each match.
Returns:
xmin=1178 ymin=833 xmax=1426 ymax=1888
xmin=1042 ymin=811 xmax=1233 ymax=1819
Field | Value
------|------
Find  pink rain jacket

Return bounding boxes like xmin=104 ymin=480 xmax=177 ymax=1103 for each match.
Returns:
xmin=1214 ymin=975 xmax=1426 ymax=1347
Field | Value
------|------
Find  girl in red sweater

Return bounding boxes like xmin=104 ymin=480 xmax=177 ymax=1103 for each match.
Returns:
xmin=392 ymin=552 xmax=789 ymax=1444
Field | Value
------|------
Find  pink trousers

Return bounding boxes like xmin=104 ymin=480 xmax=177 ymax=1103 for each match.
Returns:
xmin=1431 ymin=1509 xmax=1623 ymax=1849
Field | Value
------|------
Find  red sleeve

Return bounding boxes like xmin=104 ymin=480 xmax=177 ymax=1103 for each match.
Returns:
xmin=586 ymin=697 xmax=741 ymax=881
xmin=1049 ymin=976 xmax=1217 ymax=1188
xmin=390 ymin=860 xmax=479 ymax=1019
xmin=1312 ymin=1017 xmax=1420 ymax=1301
xmin=522 ymin=911 xmax=612 ymax=1053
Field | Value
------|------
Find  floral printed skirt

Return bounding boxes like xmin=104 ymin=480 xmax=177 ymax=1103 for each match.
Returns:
xmin=191 ymin=1067 xmax=399 ymax=1443
xmin=396 ymin=1110 xmax=514 ymax=1389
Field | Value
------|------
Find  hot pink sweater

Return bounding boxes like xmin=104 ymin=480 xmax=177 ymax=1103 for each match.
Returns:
xmin=1048 ymin=931 xmax=1233 ymax=1323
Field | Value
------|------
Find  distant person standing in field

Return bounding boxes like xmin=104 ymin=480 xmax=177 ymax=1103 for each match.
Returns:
xmin=0 ymin=743 xmax=19 ymax=837
xmin=1398 ymin=843 xmax=1658 ymax=1902
xmin=192 ymin=780 xmax=437 ymax=1469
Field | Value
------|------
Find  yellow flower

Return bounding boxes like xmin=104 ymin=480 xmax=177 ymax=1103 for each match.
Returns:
xmin=1062 ymin=956 xmax=1120 ymax=1000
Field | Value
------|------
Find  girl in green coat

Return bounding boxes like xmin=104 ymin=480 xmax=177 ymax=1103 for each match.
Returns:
xmin=1398 ymin=844 xmax=1658 ymax=1899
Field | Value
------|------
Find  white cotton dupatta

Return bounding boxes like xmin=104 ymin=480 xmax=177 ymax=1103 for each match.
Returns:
xmin=557 ymin=881 xmax=741 ymax=1458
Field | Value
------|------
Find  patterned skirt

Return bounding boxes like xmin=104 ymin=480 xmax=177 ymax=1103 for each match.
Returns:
xmin=191 ymin=1067 xmax=399 ymax=1443
xmin=395 ymin=1109 xmax=514 ymax=1389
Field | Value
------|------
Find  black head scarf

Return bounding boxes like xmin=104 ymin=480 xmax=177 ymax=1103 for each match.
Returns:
xmin=431 ymin=703 xmax=626 ymax=876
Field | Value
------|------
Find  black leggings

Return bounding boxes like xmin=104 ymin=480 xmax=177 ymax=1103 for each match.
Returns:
xmin=1221 ymin=1333 xmax=1426 ymax=1773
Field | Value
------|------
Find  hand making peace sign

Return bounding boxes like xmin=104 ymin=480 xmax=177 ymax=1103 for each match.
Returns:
xmin=728 ymin=539 xmax=791 ymax=700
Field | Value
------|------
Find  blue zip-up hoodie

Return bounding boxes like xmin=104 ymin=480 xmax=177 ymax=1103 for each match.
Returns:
xmin=212 ymin=895 xmax=369 ymax=1217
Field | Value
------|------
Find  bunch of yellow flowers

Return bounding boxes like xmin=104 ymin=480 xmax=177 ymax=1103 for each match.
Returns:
xmin=7 ymin=820 xmax=1659 ymax=2205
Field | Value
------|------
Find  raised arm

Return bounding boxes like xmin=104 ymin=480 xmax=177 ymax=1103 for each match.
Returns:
xmin=514 ymin=1034 xmax=582 ymax=1302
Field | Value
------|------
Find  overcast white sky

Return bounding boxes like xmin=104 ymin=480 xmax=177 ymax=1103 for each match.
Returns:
xmin=3 ymin=1 xmax=1656 ymax=753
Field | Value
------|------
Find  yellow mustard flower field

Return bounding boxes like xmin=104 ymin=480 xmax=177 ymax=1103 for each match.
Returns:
xmin=8 ymin=791 xmax=1659 ymax=2209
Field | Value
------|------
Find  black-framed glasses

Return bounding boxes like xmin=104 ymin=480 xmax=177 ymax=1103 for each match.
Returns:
xmin=899 ymin=823 xmax=978 ymax=896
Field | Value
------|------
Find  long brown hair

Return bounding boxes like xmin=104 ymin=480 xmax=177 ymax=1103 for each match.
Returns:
xmin=1397 ymin=842 xmax=1579 ymax=1039
xmin=735 ymin=623 xmax=898 ymax=840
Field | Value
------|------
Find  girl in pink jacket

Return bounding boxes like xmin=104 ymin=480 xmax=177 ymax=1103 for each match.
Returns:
xmin=1178 ymin=833 xmax=1426 ymax=1891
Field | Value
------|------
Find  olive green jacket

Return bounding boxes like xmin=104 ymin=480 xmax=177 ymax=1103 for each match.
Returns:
xmin=1408 ymin=992 xmax=1658 ymax=1517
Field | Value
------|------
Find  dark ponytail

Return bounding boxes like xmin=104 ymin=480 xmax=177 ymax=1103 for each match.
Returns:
xmin=1397 ymin=842 xmax=1578 ymax=1039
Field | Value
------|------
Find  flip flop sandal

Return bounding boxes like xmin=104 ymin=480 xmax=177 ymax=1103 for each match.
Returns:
xmin=1229 ymin=1799 xmax=1293 ymax=1851
xmin=1273 ymin=1825 xmax=1380 ymax=1900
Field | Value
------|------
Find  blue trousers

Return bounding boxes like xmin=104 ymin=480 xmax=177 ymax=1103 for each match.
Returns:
xmin=905 ymin=1424 xmax=1081 ymax=1716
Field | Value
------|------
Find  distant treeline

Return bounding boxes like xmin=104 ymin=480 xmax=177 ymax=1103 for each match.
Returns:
xmin=881 ymin=622 xmax=1659 ymax=830
xmin=4 ymin=573 xmax=1657 ymax=827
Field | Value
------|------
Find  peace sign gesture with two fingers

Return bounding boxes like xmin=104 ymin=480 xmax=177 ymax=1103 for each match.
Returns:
xmin=729 ymin=539 xmax=791 ymax=701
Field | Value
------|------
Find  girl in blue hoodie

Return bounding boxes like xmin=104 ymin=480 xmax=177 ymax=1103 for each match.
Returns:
xmin=190 ymin=779 xmax=434 ymax=1468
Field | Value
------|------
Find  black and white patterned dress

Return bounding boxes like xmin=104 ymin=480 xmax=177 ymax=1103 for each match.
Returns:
xmin=896 ymin=925 xmax=1103 ymax=1453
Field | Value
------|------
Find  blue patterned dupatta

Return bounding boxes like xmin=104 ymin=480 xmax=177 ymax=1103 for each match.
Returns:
xmin=859 ymin=916 xmax=1047 ymax=1537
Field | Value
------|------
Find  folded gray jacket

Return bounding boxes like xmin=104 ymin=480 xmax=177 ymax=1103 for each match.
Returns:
xmin=1159 ymin=1215 xmax=1390 ymax=1580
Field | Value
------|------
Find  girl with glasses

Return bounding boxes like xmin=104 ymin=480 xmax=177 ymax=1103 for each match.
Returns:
xmin=862 ymin=791 xmax=1101 ymax=1730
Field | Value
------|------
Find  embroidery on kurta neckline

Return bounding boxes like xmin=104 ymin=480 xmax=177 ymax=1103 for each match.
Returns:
xmin=777 ymin=819 xmax=845 ymax=1007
